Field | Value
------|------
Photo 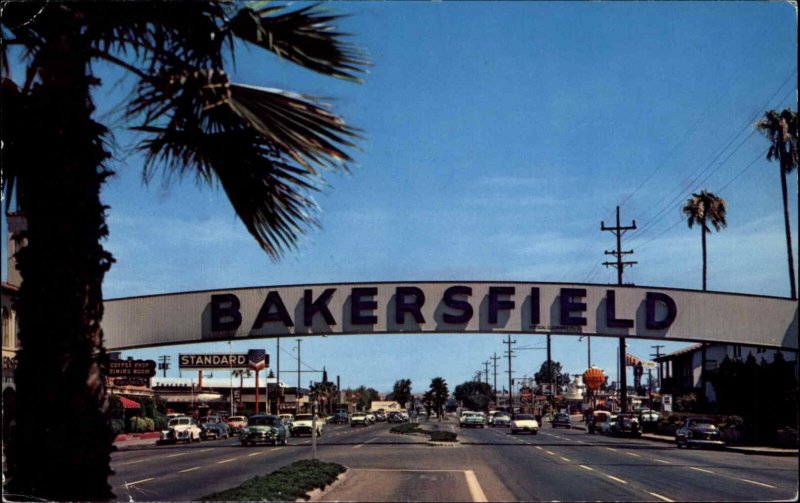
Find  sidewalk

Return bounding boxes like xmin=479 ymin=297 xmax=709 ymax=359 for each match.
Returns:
xmin=567 ymin=415 xmax=798 ymax=457
xmin=112 ymin=432 xmax=160 ymax=450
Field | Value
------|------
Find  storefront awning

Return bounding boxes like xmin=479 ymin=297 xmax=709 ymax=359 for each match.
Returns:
xmin=119 ymin=396 xmax=141 ymax=409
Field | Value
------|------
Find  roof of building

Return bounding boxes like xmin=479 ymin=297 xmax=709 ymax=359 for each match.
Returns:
xmin=653 ymin=343 xmax=704 ymax=362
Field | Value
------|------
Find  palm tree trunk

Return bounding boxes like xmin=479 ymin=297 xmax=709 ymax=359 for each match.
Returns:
xmin=7 ymin=25 xmax=115 ymax=501
xmin=779 ymin=166 xmax=797 ymax=299
xmin=701 ymin=224 xmax=708 ymax=291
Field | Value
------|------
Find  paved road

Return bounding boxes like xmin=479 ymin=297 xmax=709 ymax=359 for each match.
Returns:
xmin=110 ymin=420 xmax=798 ymax=502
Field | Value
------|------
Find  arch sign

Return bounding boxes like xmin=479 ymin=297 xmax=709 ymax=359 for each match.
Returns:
xmin=101 ymin=282 xmax=798 ymax=351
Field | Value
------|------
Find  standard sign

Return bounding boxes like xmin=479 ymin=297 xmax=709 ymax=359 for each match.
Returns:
xmin=101 ymin=282 xmax=798 ymax=350
xmin=179 ymin=353 xmax=249 ymax=369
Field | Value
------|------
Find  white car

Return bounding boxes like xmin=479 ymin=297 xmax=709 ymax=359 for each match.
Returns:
xmin=365 ymin=413 xmax=377 ymax=424
xmin=598 ymin=414 xmax=618 ymax=435
xmin=510 ymin=414 xmax=539 ymax=435
xmin=290 ymin=414 xmax=323 ymax=437
xmin=159 ymin=416 xmax=202 ymax=444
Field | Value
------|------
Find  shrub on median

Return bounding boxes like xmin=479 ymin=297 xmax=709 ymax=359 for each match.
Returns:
xmin=427 ymin=430 xmax=457 ymax=442
xmin=200 ymin=459 xmax=345 ymax=501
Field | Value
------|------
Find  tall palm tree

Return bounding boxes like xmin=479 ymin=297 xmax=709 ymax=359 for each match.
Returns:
xmin=1 ymin=3 xmax=367 ymax=500
xmin=392 ymin=378 xmax=412 ymax=409
xmin=756 ymin=109 xmax=798 ymax=300
xmin=682 ymin=190 xmax=728 ymax=291
xmin=429 ymin=377 xmax=449 ymax=421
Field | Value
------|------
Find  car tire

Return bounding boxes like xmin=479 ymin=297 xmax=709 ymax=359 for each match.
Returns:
xmin=532 ymin=430 xmax=538 ymax=435
xmin=241 ymin=441 xmax=248 ymax=447
xmin=281 ymin=436 xmax=288 ymax=446
xmin=511 ymin=430 xmax=517 ymax=435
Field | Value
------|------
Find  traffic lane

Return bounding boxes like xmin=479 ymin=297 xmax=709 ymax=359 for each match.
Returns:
xmin=110 ymin=423 xmax=404 ymax=501
xmin=318 ymin=424 xmax=517 ymax=501
xmin=521 ymin=426 xmax=798 ymax=501
xmin=561 ymin=427 xmax=799 ymax=491
xmin=456 ymin=425 xmax=654 ymax=501
xmin=319 ymin=469 xmax=481 ymax=502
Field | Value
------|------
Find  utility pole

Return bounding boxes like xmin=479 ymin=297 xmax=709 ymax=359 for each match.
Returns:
xmin=491 ymin=353 xmax=500 ymax=396
xmin=296 ymin=338 xmax=302 ymax=410
xmin=484 ymin=360 xmax=490 ymax=386
xmin=504 ymin=335 xmax=516 ymax=410
xmin=650 ymin=344 xmax=664 ymax=391
xmin=546 ymin=334 xmax=552 ymax=398
xmin=158 ymin=355 xmax=171 ymax=378
xmin=602 ymin=205 xmax=637 ymax=413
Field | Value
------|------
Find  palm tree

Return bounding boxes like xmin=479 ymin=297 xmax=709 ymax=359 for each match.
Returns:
xmin=682 ymin=190 xmax=728 ymax=291
xmin=1 ymin=3 xmax=367 ymax=500
xmin=392 ymin=378 xmax=413 ymax=409
xmin=756 ymin=109 xmax=798 ymax=300
xmin=429 ymin=377 xmax=450 ymax=421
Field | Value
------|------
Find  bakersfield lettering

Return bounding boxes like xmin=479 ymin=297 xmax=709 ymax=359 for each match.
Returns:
xmin=210 ymin=286 xmax=677 ymax=332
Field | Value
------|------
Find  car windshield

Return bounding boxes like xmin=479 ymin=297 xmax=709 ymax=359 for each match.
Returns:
xmin=691 ymin=419 xmax=716 ymax=426
xmin=515 ymin=414 xmax=534 ymax=420
xmin=168 ymin=418 xmax=190 ymax=426
xmin=248 ymin=416 xmax=278 ymax=426
xmin=229 ymin=416 xmax=246 ymax=422
xmin=295 ymin=415 xmax=313 ymax=421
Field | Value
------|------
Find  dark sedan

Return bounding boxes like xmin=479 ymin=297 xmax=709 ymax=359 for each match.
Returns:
xmin=675 ymin=418 xmax=725 ymax=449
xmin=239 ymin=415 xmax=288 ymax=446
xmin=551 ymin=412 xmax=572 ymax=428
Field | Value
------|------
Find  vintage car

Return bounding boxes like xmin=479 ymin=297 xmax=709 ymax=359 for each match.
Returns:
xmin=227 ymin=415 xmax=248 ymax=434
xmin=350 ymin=412 xmax=370 ymax=427
xmin=330 ymin=412 xmax=350 ymax=424
xmin=598 ymin=414 xmax=617 ymax=435
xmin=365 ymin=412 xmax=377 ymax=424
xmin=199 ymin=415 xmax=230 ymax=440
xmin=240 ymin=415 xmax=288 ymax=446
xmin=510 ymin=414 xmax=539 ymax=435
xmin=459 ymin=411 xmax=486 ymax=428
xmin=675 ymin=418 xmax=725 ymax=449
xmin=610 ymin=413 xmax=641 ymax=437
xmin=551 ymin=412 xmax=572 ymax=429
xmin=587 ymin=410 xmax=611 ymax=434
xmin=290 ymin=414 xmax=323 ymax=437
xmin=158 ymin=415 xmax=202 ymax=444
xmin=387 ymin=412 xmax=405 ymax=423
xmin=492 ymin=413 xmax=511 ymax=427
xmin=279 ymin=414 xmax=294 ymax=428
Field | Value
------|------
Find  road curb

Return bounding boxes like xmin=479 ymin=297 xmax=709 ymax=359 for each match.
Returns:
xmin=303 ymin=468 xmax=349 ymax=502
xmin=426 ymin=441 xmax=461 ymax=447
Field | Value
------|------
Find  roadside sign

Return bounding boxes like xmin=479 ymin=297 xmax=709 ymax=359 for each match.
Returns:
xmin=520 ymin=386 xmax=533 ymax=403
xmin=662 ymin=394 xmax=672 ymax=412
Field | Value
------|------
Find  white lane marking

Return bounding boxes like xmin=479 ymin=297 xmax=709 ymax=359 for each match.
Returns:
xmin=353 ymin=438 xmax=378 ymax=449
xmin=689 ymin=467 xmax=714 ymax=474
xmin=560 ymin=456 xmax=571 ymax=462
xmin=579 ymin=465 xmax=594 ymax=471
xmin=119 ymin=459 xmax=147 ymax=466
xmin=646 ymin=491 xmax=674 ymax=502
xmin=270 ymin=447 xmax=283 ymax=452
xmin=197 ymin=449 xmax=212 ymax=453
xmin=740 ymin=478 xmax=777 ymax=489
xmin=575 ymin=440 xmax=585 ymax=444
xmin=626 ymin=452 xmax=641 ymax=457
xmin=535 ymin=446 xmax=543 ymax=450
xmin=464 ymin=470 xmax=488 ymax=503
xmin=605 ymin=447 xmax=617 ymax=452
xmin=545 ymin=450 xmax=556 ymax=455
xmin=126 ymin=477 xmax=154 ymax=486
xmin=179 ymin=466 xmax=200 ymax=473
xmin=217 ymin=457 xmax=239 ymax=464
xmin=166 ymin=452 xmax=189 ymax=458
xmin=247 ymin=451 xmax=263 ymax=457
xmin=654 ymin=459 xmax=671 ymax=464
xmin=606 ymin=474 xmax=628 ymax=484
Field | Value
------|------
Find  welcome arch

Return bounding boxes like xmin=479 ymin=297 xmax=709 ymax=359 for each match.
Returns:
xmin=102 ymin=282 xmax=798 ymax=351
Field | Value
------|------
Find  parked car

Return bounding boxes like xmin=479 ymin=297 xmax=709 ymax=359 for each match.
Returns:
xmin=350 ymin=412 xmax=369 ymax=427
xmin=290 ymin=414 xmax=323 ymax=437
xmin=330 ymin=411 xmax=350 ymax=424
xmin=611 ymin=413 xmax=641 ymax=437
xmin=459 ymin=411 xmax=486 ymax=428
xmin=598 ymin=414 xmax=617 ymax=435
xmin=199 ymin=415 xmax=231 ymax=440
xmin=387 ymin=412 xmax=405 ymax=423
xmin=510 ymin=414 xmax=539 ymax=435
xmin=551 ymin=412 xmax=572 ymax=429
xmin=675 ymin=418 xmax=725 ymax=449
xmin=240 ymin=415 xmax=288 ymax=446
xmin=227 ymin=415 xmax=248 ymax=434
xmin=638 ymin=409 xmax=662 ymax=433
xmin=374 ymin=411 xmax=387 ymax=422
xmin=492 ymin=413 xmax=511 ymax=427
xmin=158 ymin=416 xmax=202 ymax=444
xmin=587 ymin=410 xmax=611 ymax=434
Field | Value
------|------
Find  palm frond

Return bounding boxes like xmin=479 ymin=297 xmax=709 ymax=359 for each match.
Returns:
xmin=228 ymin=3 xmax=369 ymax=82
xmin=228 ymin=83 xmax=360 ymax=172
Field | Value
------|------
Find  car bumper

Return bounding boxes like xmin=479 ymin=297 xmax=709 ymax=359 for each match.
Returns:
xmin=241 ymin=431 xmax=280 ymax=443
xmin=291 ymin=426 xmax=316 ymax=435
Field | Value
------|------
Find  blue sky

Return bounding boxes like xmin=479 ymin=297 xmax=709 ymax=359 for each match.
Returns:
xmin=2 ymin=2 xmax=797 ymax=394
